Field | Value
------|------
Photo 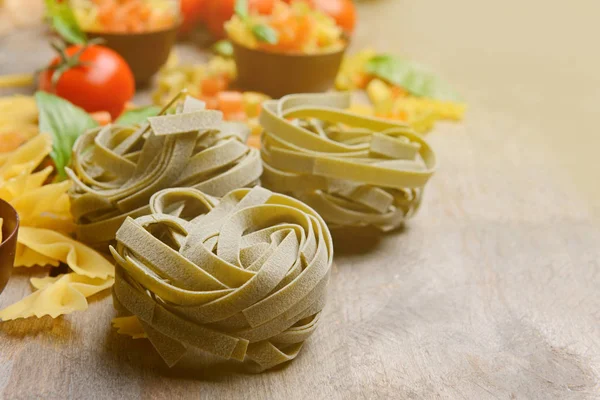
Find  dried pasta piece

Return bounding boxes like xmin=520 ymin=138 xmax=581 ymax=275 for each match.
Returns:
xmin=0 ymin=134 xmax=116 ymax=321
xmin=0 ymin=273 xmax=114 ymax=320
xmin=0 ymin=95 xmax=38 ymax=147
xmin=0 ymin=134 xmax=50 ymax=179
xmin=0 ymin=134 xmax=74 ymax=233
xmin=111 ymin=186 xmax=333 ymax=372
xmin=15 ymin=227 xmax=114 ymax=278
xmin=259 ymin=92 xmax=437 ymax=231
xmin=67 ymin=96 xmax=262 ymax=248
xmin=112 ymin=316 xmax=148 ymax=339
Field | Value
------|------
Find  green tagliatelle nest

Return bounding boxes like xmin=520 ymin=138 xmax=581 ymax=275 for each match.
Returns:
xmin=66 ymin=96 xmax=262 ymax=247
xmin=260 ymin=93 xmax=437 ymax=231
xmin=110 ymin=186 xmax=333 ymax=372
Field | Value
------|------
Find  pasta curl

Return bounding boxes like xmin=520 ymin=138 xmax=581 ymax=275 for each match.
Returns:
xmin=66 ymin=96 xmax=262 ymax=247
xmin=111 ymin=186 xmax=333 ymax=372
xmin=259 ymin=93 xmax=437 ymax=231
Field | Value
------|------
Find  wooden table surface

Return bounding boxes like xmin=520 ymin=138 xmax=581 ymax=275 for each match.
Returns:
xmin=1 ymin=1 xmax=599 ymax=399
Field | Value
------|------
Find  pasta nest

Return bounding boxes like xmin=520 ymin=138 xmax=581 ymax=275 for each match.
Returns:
xmin=260 ymin=93 xmax=437 ymax=231
xmin=111 ymin=186 xmax=333 ymax=372
xmin=66 ymin=97 xmax=262 ymax=247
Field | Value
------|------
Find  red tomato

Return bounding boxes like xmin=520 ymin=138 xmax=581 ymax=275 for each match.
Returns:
xmin=39 ymin=45 xmax=135 ymax=120
xmin=179 ymin=0 xmax=206 ymax=36
xmin=204 ymin=0 xmax=276 ymax=39
xmin=285 ymin=0 xmax=356 ymax=34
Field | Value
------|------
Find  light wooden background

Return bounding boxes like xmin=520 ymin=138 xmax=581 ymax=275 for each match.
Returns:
xmin=1 ymin=0 xmax=599 ymax=399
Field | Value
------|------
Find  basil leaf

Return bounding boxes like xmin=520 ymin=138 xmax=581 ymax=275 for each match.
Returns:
xmin=36 ymin=91 xmax=98 ymax=179
xmin=45 ymin=0 xmax=87 ymax=45
xmin=116 ymin=106 xmax=161 ymax=126
xmin=252 ymin=24 xmax=279 ymax=45
xmin=212 ymin=40 xmax=234 ymax=57
xmin=235 ymin=0 xmax=249 ymax=19
xmin=365 ymin=54 xmax=460 ymax=102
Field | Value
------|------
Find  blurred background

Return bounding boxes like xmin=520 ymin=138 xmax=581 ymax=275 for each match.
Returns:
xmin=1 ymin=0 xmax=599 ymax=215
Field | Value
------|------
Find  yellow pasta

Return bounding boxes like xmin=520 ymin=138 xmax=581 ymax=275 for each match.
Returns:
xmin=0 ymin=134 xmax=50 ymax=179
xmin=0 ymin=96 xmax=38 ymax=131
xmin=0 ymin=74 xmax=34 ymax=88
xmin=396 ymin=97 xmax=466 ymax=121
xmin=260 ymin=92 xmax=437 ymax=231
xmin=112 ymin=186 xmax=333 ymax=372
xmin=0 ymin=273 xmax=114 ymax=320
xmin=0 ymin=227 xmax=115 ymax=321
xmin=335 ymin=49 xmax=377 ymax=91
xmin=152 ymin=54 xmax=237 ymax=107
xmin=0 ymin=134 xmax=115 ymax=321
xmin=16 ymin=227 xmax=113 ymax=278
xmin=112 ymin=316 xmax=148 ymax=339
xmin=0 ymin=135 xmax=74 ymax=233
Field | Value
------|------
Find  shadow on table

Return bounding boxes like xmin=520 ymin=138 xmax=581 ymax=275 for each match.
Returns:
xmin=331 ymin=224 xmax=406 ymax=257
xmin=102 ymin=325 xmax=294 ymax=383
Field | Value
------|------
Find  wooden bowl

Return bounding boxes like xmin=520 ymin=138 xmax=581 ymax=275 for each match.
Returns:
xmin=0 ymin=199 xmax=19 ymax=294
xmin=232 ymin=41 xmax=347 ymax=98
xmin=86 ymin=25 xmax=178 ymax=86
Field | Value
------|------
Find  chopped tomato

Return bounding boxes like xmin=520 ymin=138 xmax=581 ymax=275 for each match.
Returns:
xmin=200 ymin=75 xmax=228 ymax=97
xmin=247 ymin=134 xmax=261 ymax=149
xmin=217 ymin=91 xmax=244 ymax=115
xmin=90 ymin=111 xmax=112 ymax=126
xmin=224 ymin=111 xmax=247 ymax=122
xmin=391 ymin=86 xmax=408 ymax=98
xmin=198 ymin=95 xmax=220 ymax=110
xmin=352 ymin=73 xmax=370 ymax=89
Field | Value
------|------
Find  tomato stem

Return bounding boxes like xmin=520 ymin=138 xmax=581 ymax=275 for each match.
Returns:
xmin=42 ymin=38 xmax=107 ymax=90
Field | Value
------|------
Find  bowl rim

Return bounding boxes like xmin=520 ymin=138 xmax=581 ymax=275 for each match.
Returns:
xmin=230 ymin=37 xmax=348 ymax=58
xmin=0 ymin=199 xmax=19 ymax=248
xmin=84 ymin=21 xmax=181 ymax=38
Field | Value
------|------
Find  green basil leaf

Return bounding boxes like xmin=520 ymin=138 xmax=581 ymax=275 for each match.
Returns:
xmin=365 ymin=54 xmax=460 ymax=102
xmin=212 ymin=40 xmax=234 ymax=57
xmin=252 ymin=24 xmax=279 ymax=45
xmin=45 ymin=0 xmax=87 ymax=45
xmin=36 ymin=91 xmax=98 ymax=180
xmin=116 ymin=106 xmax=161 ymax=126
xmin=235 ymin=0 xmax=249 ymax=19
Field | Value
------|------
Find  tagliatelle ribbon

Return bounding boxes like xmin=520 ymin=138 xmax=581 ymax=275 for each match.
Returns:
xmin=259 ymin=92 xmax=437 ymax=231
xmin=111 ymin=186 xmax=333 ymax=372
xmin=66 ymin=96 xmax=263 ymax=247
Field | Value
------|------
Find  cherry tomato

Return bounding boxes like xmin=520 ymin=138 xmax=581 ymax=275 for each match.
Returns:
xmin=205 ymin=0 xmax=276 ymax=39
xmin=39 ymin=45 xmax=135 ymax=120
xmin=285 ymin=0 xmax=356 ymax=34
xmin=179 ymin=0 xmax=206 ymax=36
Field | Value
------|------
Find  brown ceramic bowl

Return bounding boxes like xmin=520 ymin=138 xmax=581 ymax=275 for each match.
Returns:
xmin=231 ymin=41 xmax=347 ymax=98
xmin=0 ymin=199 xmax=19 ymax=294
xmin=86 ymin=25 xmax=179 ymax=85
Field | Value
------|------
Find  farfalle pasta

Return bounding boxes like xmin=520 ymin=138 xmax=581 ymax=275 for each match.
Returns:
xmin=0 ymin=134 xmax=114 ymax=321
xmin=259 ymin=93 xmax=437 ymax=231
xmin=0 ymin=272 xmax=114 ymax=320
xmin=66 ymin=96 xmax=262 ymax=247
xmin=111 ymin=186 xmax=333 ymax=372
